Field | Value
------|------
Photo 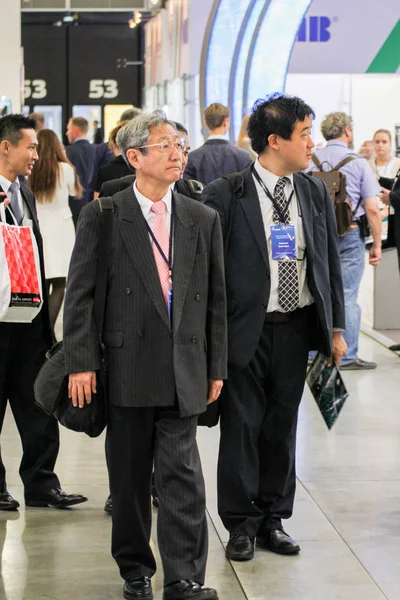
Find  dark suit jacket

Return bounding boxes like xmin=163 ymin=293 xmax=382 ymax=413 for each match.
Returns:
xmin=0 ymin=183 xmax=52 ymax=348
xmin=63 ymin=189 xmax=227 ymax=417
xmin=184 ymin=139 xmax=252 ymax=185
xmin=202 ymin=166 xmax=345 ymax=368
xmin=93 ymin=155 xmax=133 ymax=192
xmin=389 ymin=176 xmax=400 ymax=268
xmin=66 ymin=139 xmax=96 ymax=212
xmin=99 ymin=174 xmax=202 ymax=201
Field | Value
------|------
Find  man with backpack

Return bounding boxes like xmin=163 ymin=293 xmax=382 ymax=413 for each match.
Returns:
xmin=203 ymin=93 xmax=347 ymax=562
xmin=309 ymin=112 xmax=382 ymax=370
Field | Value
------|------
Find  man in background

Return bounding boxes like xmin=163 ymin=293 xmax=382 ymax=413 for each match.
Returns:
xmin=92 ymin=119 xmax=104 ymax=144
xmin=185 ymin=103 xmax=251 ymax=185
xmin=309 ymin=112 xmax=382 ymax=370
xmin=29 ymin=112 xmax=45 ymax=132
xmin=65 ymin=116 xmax=96 ymax=226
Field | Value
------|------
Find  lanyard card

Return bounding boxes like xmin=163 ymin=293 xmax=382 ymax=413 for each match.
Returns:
xmin=271 ymin=224 xmax=296 ymax=260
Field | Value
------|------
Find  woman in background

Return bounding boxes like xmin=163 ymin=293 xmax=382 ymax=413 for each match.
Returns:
xmin=29 ymin=128 xmax=82 ymax=338
xmin=369 ymin=129 xmax=400 ymax=179
xmin=237 ymin=114 xmax=257 ymax=161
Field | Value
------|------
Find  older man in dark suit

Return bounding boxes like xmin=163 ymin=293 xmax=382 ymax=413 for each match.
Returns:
xmin=63 ymin=111 xmax=227 ymax=600
xmin=0 ymin=114 xmax=87 ymax=511
xmin=203 ymin=94 xmax=347 ymax=562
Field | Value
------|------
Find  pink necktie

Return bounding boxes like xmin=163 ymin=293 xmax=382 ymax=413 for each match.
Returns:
xmin=150 ymin=201 xmax=170 ymax=305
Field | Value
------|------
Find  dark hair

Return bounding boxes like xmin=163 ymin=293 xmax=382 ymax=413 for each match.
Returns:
xmin=174 ymin=121 xmax=188 ymax=135
xmin=248 ymin=93 xmax=315 ymax=155
xmin=29 ymin=129 xmax=83 ymax=203
xmin=0 ymin=113 xmax=36 ymax=146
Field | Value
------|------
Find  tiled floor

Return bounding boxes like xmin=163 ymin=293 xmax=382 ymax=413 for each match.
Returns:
xmin=1 ymin=331 xmax=399 ymax=599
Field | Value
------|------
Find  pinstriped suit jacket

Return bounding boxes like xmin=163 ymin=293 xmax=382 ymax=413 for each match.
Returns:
xmin=63 ymin=188 xmax=227 ymax=418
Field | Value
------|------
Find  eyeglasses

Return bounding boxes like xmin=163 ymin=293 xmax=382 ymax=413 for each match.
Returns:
xmin=137 ymin=138 xmax=187 ymax=156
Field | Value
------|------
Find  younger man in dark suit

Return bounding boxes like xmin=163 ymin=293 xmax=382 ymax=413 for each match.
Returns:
xmin=185 ymin=103 xmax=251 ymax=185
xmin=63 ymin=112 xmax=227 ymax=600
xmin=0 ymin=114 xmax=87 ymax=511
xmin=203 ymin=94 xmax=347 ymax=562
xmin=66 ymin=116 xmax=96 ymax=225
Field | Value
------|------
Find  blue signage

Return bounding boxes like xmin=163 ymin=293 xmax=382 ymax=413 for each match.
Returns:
xmin=297 ymin=16 xmax=332 ymax=42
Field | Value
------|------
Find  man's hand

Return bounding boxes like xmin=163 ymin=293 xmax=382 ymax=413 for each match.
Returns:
xmin=68 ymin=371 xmax=97 ymax=408
xmin=207 ymin=379 xmax=223 ymax=405
xmin=329 ymin=332 xmax=347 ymax=367
xmin=379 ymin=188 xmax=391 ymax=206
xmin=369 ymin=243 xmax=382 ymax=267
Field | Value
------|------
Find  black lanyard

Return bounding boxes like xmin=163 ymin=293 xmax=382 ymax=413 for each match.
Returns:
xmin=252 ymin=165 xmax=294 ymax=223
xmin=146 ymin=199 xmax=174 ymax=282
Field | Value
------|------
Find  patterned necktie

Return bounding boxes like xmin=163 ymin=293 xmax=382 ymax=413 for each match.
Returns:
xmin=9 ymin=181 xmax=23 ymax=225
xmin=273 ymin=177 xmax=299 ymax=312
xmin=150 ymin=201 xmax=170 ymax=305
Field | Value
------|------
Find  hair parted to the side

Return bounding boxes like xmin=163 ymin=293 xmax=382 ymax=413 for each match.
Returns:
xmin=373 ymin=128 xmax=392 ymax=142
xmin=0 ymin=114 xmax=36 ymax=146
xmin=69 ymin=116 xmax=89 ymax=134
xmin=116 ymin=110 xmax=177 ymax=164
xmin=248 ymin=93 xmax=315 ymax=155
xmin=29 ymin=128 xmax=83 ymax=203
xmin=204 ymin=103 xmax=229 ymax=130
xmin=320 ymin=112 xmax=352 ymax=141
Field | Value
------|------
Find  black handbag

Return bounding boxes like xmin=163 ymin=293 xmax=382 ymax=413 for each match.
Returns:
xmin=34 ymin=197 xmax=114 ymax=437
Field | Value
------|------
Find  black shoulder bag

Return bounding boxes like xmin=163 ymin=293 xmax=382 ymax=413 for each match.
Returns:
xmin=34 ymin=197 xmax=114 ymax=438
xmin=197 ymin=174 xmax=244 ymax=428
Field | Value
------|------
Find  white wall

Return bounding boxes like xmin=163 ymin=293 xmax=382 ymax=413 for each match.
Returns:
xmin=0 ymin=0 xmax=22 ymax=113
xmin=285 ymin=73 xmax=400 ymax=152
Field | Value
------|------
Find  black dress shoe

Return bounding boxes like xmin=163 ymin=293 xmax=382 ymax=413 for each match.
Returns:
xmin=25 ymin=488 xmax=88 ymax=509
xmin=123 ymin=576 xmax=153 ymax=600
xmin=0 ymin=491 xmax=19 ymax=511
xmin=225 ymin=534 xmax=255 ymax=561
xmin=163 ymin=580 xmax=218 ymax=600
xmin=104 ymin=494 xmax=112 ymax=514
xmin=257 ymin=528 xmax=300 ymax=555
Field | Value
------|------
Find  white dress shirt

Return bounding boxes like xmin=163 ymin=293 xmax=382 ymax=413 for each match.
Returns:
xmin=0 ymin=174 xmax=25 ymax=221
xmin=133 ymin=180 xmax=172 ymax=236
xmin=252 ymin=160 xmax=314 ymax=312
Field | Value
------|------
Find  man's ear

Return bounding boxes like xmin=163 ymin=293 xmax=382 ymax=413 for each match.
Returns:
xmin=267 ymin=133 xmax=280 ymax=150
xmin=126 ymin=148 xmax=141 ymax=170
xmin=0 ymin=140 xmax=10 ymax=154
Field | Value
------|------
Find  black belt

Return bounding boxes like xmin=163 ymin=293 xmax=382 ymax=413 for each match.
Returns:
xmin=265 ymin=306 xmax=309 ymax=323
xmin=265 ymin=311 xmax=293 ymax=323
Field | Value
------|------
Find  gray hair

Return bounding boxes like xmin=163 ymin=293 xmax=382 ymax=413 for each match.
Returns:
xmin=116 ymin=110 xmax=177 ymax=163
xmin=321 ymin=112 xmax=353 ymax=141
xmin=119 ymin=106 xmax=142 ymax=122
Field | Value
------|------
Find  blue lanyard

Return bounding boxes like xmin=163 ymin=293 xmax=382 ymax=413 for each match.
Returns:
xmin=252 ymin=165 xmax=294 ymax=223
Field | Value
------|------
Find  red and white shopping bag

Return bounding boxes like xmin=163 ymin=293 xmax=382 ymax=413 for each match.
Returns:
xmin=0 ymin=203 xmax=43 ymax=322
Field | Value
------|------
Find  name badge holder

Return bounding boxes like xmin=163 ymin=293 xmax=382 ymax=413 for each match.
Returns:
xmin=146 ymin=200 xmax=174 ymax=325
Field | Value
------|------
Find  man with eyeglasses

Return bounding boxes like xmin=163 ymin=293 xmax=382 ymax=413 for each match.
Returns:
xmin=99 ymin=122 xmax=203 ymax=201
xmin=63 ymin=111 xmax=227 ymax=600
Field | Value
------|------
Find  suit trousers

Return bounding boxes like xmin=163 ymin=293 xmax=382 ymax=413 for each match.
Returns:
xmin=0 ymin=321 xmax=60 ymax=495
xmin=106 ymin=404 xmax=208 ymax=586
xmin=217 ymin=307 xmax=310 ymax=536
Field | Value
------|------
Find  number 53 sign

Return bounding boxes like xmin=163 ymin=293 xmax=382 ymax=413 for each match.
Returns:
xmin=89 ymin=79 xmax=119 ymax=99
xmin=24 ymin=79 xmax=47 ymax=99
